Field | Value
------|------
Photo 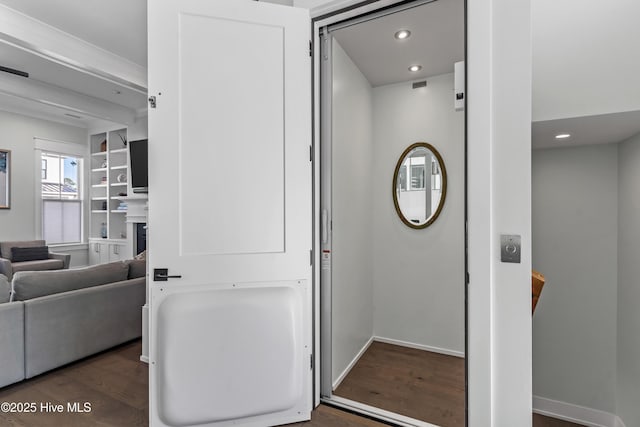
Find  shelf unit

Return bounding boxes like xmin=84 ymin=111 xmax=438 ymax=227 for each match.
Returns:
xmin=89 ymin=128 xmax=129 ymax=242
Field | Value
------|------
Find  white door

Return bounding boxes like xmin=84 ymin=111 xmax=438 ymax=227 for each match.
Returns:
xmin=147 ymin=1 xmax=312 ymax=426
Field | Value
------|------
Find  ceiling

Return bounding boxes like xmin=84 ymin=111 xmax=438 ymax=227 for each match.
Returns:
xmin=0 ymin=0 xmax=147 ymax=66
xmin=0 ymin=43 xmax=146 ymax=110
xmin=331 ymin=0 xmax=464 ymax=87
xmin=532 ymin=110 xmax=640 ymax=150
xmin=0 ymin=0 xmax=147 ymax=128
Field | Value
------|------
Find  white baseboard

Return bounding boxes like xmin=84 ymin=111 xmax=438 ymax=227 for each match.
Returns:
xmin=332 ymin=336 xmax=374 ymax=390
xmin=139 ymin=355 xmax=149 ymax=364
xmin=533 ymin=396 xmax=627 ymax=427
xmin=373 ymin=336 xmax=465 ymax=358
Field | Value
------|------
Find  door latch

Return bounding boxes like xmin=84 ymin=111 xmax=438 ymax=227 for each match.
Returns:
xmin=153 ymin=268 xmax=182 ymax=281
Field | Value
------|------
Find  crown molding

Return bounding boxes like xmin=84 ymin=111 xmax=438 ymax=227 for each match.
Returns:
xmin=0 ymin=4 xmax=147 ymax=94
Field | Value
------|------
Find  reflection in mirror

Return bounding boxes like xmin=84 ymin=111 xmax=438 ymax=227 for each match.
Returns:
xmin=393 ymin=142 xmax=447 ymax=229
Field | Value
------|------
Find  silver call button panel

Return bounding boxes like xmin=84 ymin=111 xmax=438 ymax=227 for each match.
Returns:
xmin=500 ymin=234 xmax=521 ymax=263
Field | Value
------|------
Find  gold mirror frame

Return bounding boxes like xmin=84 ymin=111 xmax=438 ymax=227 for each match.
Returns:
xmin=392 ymin=142 xmax=447 ymax=229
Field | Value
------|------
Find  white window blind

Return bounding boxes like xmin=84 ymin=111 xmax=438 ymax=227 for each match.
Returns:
xmin=42 ymin=200 xmax=82 ymax=244
xmin=40 ymin=151 xmax=83 ymax=244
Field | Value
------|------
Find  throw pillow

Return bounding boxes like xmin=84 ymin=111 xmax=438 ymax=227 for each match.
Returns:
xmin=128 ymin=259 xmax=147 ymax=279
xmin=11 ymin=246 xmax=49 ymax=262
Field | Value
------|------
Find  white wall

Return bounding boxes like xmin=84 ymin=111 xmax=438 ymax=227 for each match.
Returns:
xmin=466 ymin=0 xmax=534 ymax=423
xmin=371 ymin=73 xmax=465 ymax=354
xmin=127 ymin=114 xmax=148 ymax=142
xmin=0 ymin=110 xmax=87 ymax=241
xmin=532 ymin=145 xmax=618 ymax=414
xmin=263 ymin=0 xmax=294 ymax=5
xmin=616 ymin=132 xmax=640 ymax=427
xmin=331 ymin=40 xmax=374 ymax=384
xmin=485 ymin=2 xmax=533 ymax=424
xmin=532 ymin=135 xmax=640 ymax=426
xmin=532 ymin=0 xmax=640 ymax=121
xmin=294 ymin=0 xmax=350 ymax=13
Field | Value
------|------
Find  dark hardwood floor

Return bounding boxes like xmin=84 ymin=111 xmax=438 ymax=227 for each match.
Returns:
xmin=0 ymin=340 xmax=148 ymax=427
xmin=332 ymin=341 xmax=585 ymax=427
xmin=333 ymin=341 xmax=465 ymax=427
xmin=0 ymin=340 xmax=584 ymax=427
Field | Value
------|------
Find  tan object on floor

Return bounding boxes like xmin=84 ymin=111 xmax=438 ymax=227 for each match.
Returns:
xmin=532 ymin=269 xmax=546 ymax=315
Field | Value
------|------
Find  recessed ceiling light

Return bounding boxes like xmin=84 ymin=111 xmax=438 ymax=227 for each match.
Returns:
xmin=394 ymin=30 xmax=411 ymax=40
xmin=408 ymin=65 xmax=422 ymax=72
xmin=555 ymin=133 xmax=571 ymax=139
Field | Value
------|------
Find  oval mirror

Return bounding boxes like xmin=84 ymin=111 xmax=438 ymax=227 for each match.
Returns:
xmin=392 ymin=142 xmax=447 ymax=229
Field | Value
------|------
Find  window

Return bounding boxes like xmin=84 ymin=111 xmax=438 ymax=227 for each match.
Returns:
xmin=41 ymin=152 xmax=82 ymax=244
xmin=410 ymin=164 xmax=425 ymax=190
xmin=399 ymin=155 xmax=427 ymax=192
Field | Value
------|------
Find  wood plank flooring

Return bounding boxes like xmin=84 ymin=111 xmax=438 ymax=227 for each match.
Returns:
xmin=333 ymin=341 xmax=465 ymax=427
xmin=0 ymin=340 xmax=148 ymax=427
xmin=332 ymin=341 xmax=585 ymax=427
xmin=0 ymin=339 xmax=584 ymax=427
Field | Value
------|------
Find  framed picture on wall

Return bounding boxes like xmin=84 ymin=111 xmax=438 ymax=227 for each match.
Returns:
xmin=0 ymin=149 xmax=10 ymax=209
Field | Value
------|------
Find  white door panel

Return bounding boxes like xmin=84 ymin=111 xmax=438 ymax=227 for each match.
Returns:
xmin=154 ymin=281 xmax=310 ymax=426
xmin=148 ymin=1 xmax=312 ymax=426
xmin=178 ymin=12 xmax=285 ymax=256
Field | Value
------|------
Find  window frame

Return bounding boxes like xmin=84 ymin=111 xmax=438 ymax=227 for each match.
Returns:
xmin=34 ymin=138 xmax=87 ymax=246
xmin=40 ymin=152 xmax=83 ymax=245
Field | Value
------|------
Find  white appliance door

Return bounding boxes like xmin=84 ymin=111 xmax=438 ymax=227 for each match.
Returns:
xmin=148 ymin=1 xmax=312 ymax=426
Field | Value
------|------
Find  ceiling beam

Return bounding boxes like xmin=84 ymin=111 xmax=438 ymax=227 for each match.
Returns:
xmin=0 ymin=4 xmax=147 ymax=94
xmin=0 ymin=71 xmax=137 ymax=125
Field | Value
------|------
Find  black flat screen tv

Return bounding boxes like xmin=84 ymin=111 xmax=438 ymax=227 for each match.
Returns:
xmin=129 ymin=139 xmax=148 ymax=193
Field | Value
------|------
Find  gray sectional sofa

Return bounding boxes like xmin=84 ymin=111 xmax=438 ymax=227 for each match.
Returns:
xmin=0 ymin=259 xmax=146 ymax=388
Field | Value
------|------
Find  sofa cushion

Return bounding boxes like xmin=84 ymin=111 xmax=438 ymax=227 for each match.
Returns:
xmin=128 ymin=259 xmax=147 ymax=279
xmin=12 ymin=259 xmax=64 ymax=274
xmin=0 ymin=274 xmax=9 ymax=303
xmin=1 ymin=240 xmax=46 ymax=261
xmin=11 ymin=246 xmax=49 ymax=262
xmin=12 ymin=261 xmax=130 ymax=301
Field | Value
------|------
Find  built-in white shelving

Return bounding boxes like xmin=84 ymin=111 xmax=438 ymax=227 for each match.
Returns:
xmin=89 ymin=128 xmax=129 ymax=242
